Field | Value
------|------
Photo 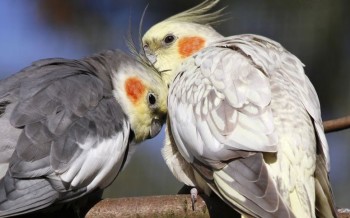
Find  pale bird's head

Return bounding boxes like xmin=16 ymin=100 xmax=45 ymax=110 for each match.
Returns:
xmin=142 ymin=0 xmax=225 ymax=85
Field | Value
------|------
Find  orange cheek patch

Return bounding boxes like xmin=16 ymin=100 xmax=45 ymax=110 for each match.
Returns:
xmin=125 ymin=77 xmax=146 ymax=104
xmin=178 ymin=36 xmax=206 ymax=58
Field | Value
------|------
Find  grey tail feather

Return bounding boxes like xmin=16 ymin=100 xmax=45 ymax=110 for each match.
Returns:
xmin=0 ymin=174 xmax=58 ymax=217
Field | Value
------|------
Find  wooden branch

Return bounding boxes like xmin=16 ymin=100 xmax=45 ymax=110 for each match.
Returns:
xmin=323 ymin=116 xmax=350 ymax=133
xmin=85 ymin=195 xmax=350 ymax=218
xmin=85 ymin=195 xmax=238 ymax=218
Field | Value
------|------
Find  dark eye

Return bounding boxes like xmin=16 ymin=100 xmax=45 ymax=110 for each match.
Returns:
xmin=163 ymin=34 xmax=175 ymax=45
xmin=148 ymin=93 xmax=157 ymax=106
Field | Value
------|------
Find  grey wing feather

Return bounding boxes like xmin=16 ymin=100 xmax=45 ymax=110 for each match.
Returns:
xmin=0 ymin=102 xmax=19 ymax=168
xmin=0 ymin=58 xmax=67 ymax=97
xmin=0 ymin=58 xmax=73 ymax=174
xmin=0 ymin=50 xmax=131 ymax=216
xmin=9 ymin=73 xmax=105 ymax=176
xmin=0 ymin=172 xmax=58 ymax=217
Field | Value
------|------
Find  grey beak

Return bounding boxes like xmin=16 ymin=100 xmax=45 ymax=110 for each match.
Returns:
xmin=144 ymin=47 xmax=157 ymax=64
xmin=149 ymin=117 xmax=163 ymax=139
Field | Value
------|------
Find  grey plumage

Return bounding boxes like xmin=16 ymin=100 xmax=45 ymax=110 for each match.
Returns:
xmin=0 ymin=101 xmax=10 ymax=117
xmin=0 ymin=49 xmax=167 ymax=217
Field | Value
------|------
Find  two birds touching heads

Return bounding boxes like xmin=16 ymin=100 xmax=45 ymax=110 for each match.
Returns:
xmin=0 ymin=0 xmax=338 ymax=217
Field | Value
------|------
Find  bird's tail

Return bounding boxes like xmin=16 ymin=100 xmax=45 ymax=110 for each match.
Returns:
xmin=212 ymin=153 xmax=295 ymax=218
xmin=0 ymin=173 xmax=58 ymax=217
xmin=315 ymin=154 xmax=338 ymax=218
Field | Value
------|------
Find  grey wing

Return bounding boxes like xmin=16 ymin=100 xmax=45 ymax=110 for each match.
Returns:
xmin=0 ymin=58 xmax=71 ymax=179
xmin=0 ymin=101 xmax=20 ymax=179
xmin=0 ymin=62 xmax=130 ymax=217
xmin=0 ymin=58 xmax=69 ymax=99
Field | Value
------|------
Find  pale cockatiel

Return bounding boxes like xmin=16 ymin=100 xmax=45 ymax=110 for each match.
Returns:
xmin=0 ymin=49 xmax=167 ymax=217
xmin=141 ymin=0 xmax=337 ymax=217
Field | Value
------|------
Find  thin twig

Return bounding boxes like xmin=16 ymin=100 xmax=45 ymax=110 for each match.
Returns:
xmin=323 ymin=116 xmax=350 ymax=133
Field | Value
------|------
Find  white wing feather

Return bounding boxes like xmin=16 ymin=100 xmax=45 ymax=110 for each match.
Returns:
xmin=169 ymin=45 xmax=277 ymax=166
xmin=167 ymin=34 xmax=334 ymax=217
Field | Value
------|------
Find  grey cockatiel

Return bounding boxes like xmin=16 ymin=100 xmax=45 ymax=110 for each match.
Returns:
xmin=0 ymin=49 xmax=167 ymax=217
xmin=141 ymin=0 xmax=337 ymax=217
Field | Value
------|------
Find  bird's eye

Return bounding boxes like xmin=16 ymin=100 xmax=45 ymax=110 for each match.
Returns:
xmin=148 ymin=93 xmax=157 ymax=106
xmin=163 ymin=34 xmax=176 ymax=45
xmin=143 ymin=43 xmax=149 ymax=50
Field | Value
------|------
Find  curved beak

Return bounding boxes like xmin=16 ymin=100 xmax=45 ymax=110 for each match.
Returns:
xmin=144 ymin=46 xmax=157 ymax=65
xmin=148 ymin=117 xmax=164 ymax=139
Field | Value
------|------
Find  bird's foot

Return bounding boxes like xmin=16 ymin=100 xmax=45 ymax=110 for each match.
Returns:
xmin=190 ymin=187 xmax=198 ymax=211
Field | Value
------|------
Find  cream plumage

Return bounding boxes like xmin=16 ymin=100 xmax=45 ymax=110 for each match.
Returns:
xmin=142 ymin=1 xmax=337 ymax=217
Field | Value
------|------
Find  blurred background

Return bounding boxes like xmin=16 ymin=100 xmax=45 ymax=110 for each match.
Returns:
xmin=0 ymin=0 xmax=349 ymax=208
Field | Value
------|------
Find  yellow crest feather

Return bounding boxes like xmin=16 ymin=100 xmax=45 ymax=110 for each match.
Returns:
xmin=164 ymin=0 xmax=226 ymax=25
